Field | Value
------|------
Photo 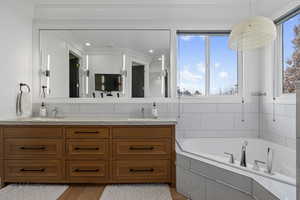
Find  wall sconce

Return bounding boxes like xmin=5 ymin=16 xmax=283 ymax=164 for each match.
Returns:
xmin=85 ymin=55 xmax=90 ymax=96
xmin=121 ymin=54 xmax=127 ymax=95
xmin=161 ymin=54 xmax=165 ymax=97
xmin=42 ymin=54 xmax=51 ymax=95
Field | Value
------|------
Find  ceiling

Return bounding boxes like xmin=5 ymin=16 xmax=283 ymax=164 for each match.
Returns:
xmin=41 ymin=30 xmax=170 ymax=59
xmin=33 ymin=0 xmax=297 ymax=27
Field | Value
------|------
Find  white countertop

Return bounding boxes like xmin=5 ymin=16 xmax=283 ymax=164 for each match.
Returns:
xmin=0 ymin=117 xmax=177 ymax=126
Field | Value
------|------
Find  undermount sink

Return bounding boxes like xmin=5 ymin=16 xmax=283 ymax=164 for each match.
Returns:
xmin=127 ymin=118 xmax=157 ymax=121
xmin=21 ymin=117 xmax=65 ymax=121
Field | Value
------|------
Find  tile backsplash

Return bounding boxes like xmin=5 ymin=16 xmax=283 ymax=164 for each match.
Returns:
xmin=33 ymin=102 xmax=259 ymax=140
xmin=33 ymin=101 xmax=295 ymax=149
xmin=261 ymin=103 xmax=296 ymax=149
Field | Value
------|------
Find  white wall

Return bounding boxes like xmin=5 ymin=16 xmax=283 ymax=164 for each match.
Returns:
xmin=0 ymin=0 xmax=34 ymax=118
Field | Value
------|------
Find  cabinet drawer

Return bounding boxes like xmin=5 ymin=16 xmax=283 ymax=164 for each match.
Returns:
xmin=113 ymin=139 xmax=171 ymax=159
xmin=67 ymin=160 xmax=108 ymax=183
xmin=0 ymin=128 xmax=3 ymax=157
xmin=3 ymin=127 xmax=62 ymax=138
xmin=112 ymin=127 xmax=172 ymax=139
xmin=66 ymin=127 xmax=109 ymax=139
xmin=112 ymin=160 xmax=170 ymax=182
xmin=5 ymin=139 xmax=63 ymax=159
xmin=67 ymin=139 xmax=108 ymax=159
xmin=5 ymin=160 xmax=63 ymax=182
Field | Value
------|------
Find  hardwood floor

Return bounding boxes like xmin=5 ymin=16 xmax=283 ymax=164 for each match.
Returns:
xmin=58 ymin=185 xmax=187 ymax=200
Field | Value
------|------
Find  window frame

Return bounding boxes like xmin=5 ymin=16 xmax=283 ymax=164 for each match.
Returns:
xmin=275 ymin=8 xmax=300 ymax=98
xmin=176 ymin=31 xmax=242 ymax=99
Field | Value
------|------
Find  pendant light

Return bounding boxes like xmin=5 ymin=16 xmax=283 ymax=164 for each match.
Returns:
xmin=229 ymin=0 xmax=277 ymax=51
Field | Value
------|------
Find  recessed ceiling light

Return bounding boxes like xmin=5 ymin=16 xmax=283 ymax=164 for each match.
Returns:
xmin=149 ymin=49 xmax=154 ymax=53
xmin=158 ymin=57 xmax=162 ymax=61
xmin=85 ymin=42 xmax=91 ymax=46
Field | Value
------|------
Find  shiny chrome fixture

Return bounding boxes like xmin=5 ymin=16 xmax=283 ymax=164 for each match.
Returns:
xmin=240 ymin=141 xmax=248 ymax=167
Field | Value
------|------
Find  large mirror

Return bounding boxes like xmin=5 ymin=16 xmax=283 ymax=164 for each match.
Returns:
xmin=39 ymin=29 xmax=171 ymax=99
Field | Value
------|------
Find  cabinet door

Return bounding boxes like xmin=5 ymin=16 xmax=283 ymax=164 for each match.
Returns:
xmin=67 ymin=139 xmax=108 ymax=159
xmin=66 ymin=127 xmax=109 ymax=139
xmin=5 ymin=160 xmax=64 ymax=183
xmin=67 ymin=160 xmax=108 ymax=183
xmin=5 ymin=139 xmax=63 ymax=159
xmin=113 ymin=139 xmax=171 ymax=159
xmin=112 ymin=160 xmax=170 ymax=183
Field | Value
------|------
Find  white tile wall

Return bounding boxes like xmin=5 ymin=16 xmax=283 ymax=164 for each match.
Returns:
xmin=34 ymin=102 xmax=259 ymax=139
xmin=261 ymin=103 xmax=296 ymax=149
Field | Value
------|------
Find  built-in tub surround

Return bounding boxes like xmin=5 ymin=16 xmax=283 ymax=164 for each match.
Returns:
xmin=176 ymin=138 xmax=296 ymax=200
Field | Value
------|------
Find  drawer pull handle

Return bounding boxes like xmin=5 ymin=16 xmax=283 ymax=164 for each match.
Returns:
xmin=129 ymin=168 xmax=154 ymax=173
xmin=129 ymin=146 xmax=154 ymax=151
xmin=74 ymin=169 xmax=99 ymax=173
xmin=74 ymin=147 xmax=99 ymax=151
xmin=75 ymin=131 xmax=99 ymax=134
xmin=20 ymin=168 xmax=45 ymax=172
xmin=19 ymin=146 xmax=46 ymax=150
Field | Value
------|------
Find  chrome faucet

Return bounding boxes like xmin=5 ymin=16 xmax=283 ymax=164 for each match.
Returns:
xmin=266 ymin=147 xmax=273 ymax=174
xmin=52 ymin=107 xmax=58 ymax=118
xmin=224 ymin=152 xmax=235 ymax=164
xmin=141 ymin=107 xmax=145 ymax=118
xmin=240 ymin=141 xmax=248 ymax=167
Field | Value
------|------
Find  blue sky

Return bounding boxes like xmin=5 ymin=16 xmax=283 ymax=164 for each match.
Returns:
xmin=283 ymin=13 xmax=300 ymax=71
xmin=177 ymin=35 xmax=237 ymax=95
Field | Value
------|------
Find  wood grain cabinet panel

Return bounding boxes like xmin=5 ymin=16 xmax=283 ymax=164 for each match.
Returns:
xmin=67 ymin=160 xmax=108 ymax=183
xmin=5 ymin=139 xmax=63 ymax=159
xmin=113 ymin=139 xmax=171 ymax=159
xmin=112 ymin=127 xmax=172 ymax=138
xmin=112 ymin=160 xmax=170 ymax=182
xmin=67 ymin=139 xmax=108 ymax=159
xmin=0 ymin=125 xmax=175 ymax=185
xmin=66 ymin=127 xmax=109 ymax=139
xmin=5 ymin=160 xmax=64 ymax=182
xmin=3 ymin=127 xmax=63 ymax=138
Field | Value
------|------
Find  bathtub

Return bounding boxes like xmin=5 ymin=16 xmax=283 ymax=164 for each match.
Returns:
xmin=176 ymin=138 xmax=296 ymax=200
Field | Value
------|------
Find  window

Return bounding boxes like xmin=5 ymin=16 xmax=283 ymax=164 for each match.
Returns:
xmin=278 ymin=12 xmax=300 ymax=94
xmin=177 ymin=33 xmax=238 ymax=97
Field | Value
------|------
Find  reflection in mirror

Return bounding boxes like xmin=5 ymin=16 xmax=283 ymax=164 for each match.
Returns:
xmin=39 ymin=30 xmax=170 ymax=99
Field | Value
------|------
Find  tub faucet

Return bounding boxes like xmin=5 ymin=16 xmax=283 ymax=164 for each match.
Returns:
xmin=240 ymin=141 xmax=248 ymax=167
xmin=52 ymin=107 xmax=58 ymax=118
xmin=141 ymin=107 xmax=145 ymax=118
xmin=266 ymin=147 xmax=273 ymax=174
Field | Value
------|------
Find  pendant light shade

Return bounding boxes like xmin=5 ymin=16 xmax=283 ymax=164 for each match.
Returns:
xmin=229 ymin=16 xmax=277 ymax=51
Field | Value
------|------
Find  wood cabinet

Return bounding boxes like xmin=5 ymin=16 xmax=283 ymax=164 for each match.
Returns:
xmin=0 ymin=125 xmax=175 ymax=186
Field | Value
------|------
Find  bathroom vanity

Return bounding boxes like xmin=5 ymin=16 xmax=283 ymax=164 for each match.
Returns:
xmin=0 ymin=118 xmax=176 ymax=187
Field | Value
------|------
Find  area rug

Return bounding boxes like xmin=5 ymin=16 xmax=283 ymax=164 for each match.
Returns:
xmin=0 ymin=184 xmax=68 ymax=200
xmin=100 ymin=184 xmax=172 ymax=200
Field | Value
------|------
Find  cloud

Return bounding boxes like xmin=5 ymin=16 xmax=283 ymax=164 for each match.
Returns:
xmin=197 ymin=63 xmax=206 ymax=73
xmin=180 ymin=35 xmax=194 ymax=41
xmin=181 ymin=70 xmax=203 ymax=82
xmin=180 ymin=35 xmax=205 ymax=41
xmin=219 ymin=71 xmax=229 ymax=79
xmin=214 ymin=62 xmax=220 ymax=68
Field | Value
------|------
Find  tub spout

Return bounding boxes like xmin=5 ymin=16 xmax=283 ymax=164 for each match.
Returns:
xmin=266 ymin=147 xmax=273 ymax=174
xmin=240 ymin=141 xmax=248 ymax=167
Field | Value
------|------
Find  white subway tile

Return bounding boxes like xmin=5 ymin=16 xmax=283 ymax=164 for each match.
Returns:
xmin=201 ymin=113 xmax=234 ymax=130
xmin=183 ymin=103 xmax=217 ymax=113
